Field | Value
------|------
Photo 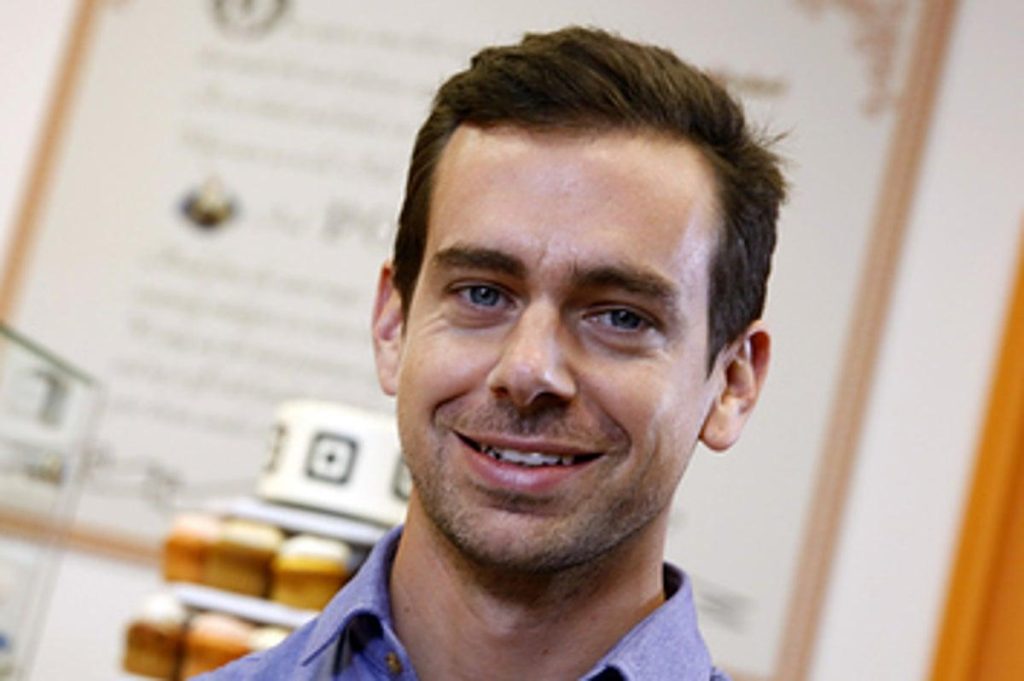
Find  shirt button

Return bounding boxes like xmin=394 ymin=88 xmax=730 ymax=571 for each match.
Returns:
xmin=385 ymin=651 xmax=403 ymax=674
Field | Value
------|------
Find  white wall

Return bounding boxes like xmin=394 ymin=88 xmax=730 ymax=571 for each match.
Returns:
xmin=0 ymin=1 xmax=77 ymax=258
xmin=1 ymin=2 xmax=1021 ymax=680
xmin=26 ymin=549 xmax=161 ymax=681
xmin=809 ymin=1 xmax=1024 ymax=678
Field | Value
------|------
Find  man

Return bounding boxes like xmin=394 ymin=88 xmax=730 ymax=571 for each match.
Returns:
xmin=206 ymin=26 xmax=785 ymax=680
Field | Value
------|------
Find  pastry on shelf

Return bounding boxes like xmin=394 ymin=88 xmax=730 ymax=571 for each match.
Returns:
xmin=163 ymin=512 xmax=222 ymax=584
xmin=180 ymin=612 xmax=253 ymax=679
xmin=121 ymin=592 xmax=188 ymax=679
xmin=247 ymin=624 xmax=291 ymax=655
xmin=270 ymin=534 xmax=352 ymax=610
xmin=203 ymin=519 xmax=283 ymax=597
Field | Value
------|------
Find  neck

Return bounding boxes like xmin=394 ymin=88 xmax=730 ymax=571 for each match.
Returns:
xmin=390 ymin=502 xmax=668 ymax=681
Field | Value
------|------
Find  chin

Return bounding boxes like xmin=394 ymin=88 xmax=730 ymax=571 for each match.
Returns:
xmin=429 ymin=502 xmax=647 ymax=576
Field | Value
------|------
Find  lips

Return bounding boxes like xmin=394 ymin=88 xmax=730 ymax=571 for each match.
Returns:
xmin=458 ymin=433 xmax=601 ymax=468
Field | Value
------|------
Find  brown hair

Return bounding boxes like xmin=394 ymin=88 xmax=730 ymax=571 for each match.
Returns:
xmin=393 ymin=26 xmax=787 ymax=365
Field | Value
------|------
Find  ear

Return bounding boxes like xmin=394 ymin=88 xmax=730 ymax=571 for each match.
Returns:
xmin=699 ymin=321 xmax=771 ymax=451
xmin=371 ymin=262 xmax=404 ymax=396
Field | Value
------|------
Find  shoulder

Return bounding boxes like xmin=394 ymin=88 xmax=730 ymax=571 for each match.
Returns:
xmin=191 ymin=527 xmax=404 ymax=680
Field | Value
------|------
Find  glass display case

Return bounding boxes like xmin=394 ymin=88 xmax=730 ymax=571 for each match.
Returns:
xmin=0 ymin=324 xmax=100 ymax=679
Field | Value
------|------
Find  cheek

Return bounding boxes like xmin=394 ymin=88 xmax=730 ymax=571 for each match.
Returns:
xmin=585 ymin=364 xmax=657 ymax=439
xmin=589 ymin=362 xmax=709 ymax=452
xmin=397 ymin=328 xmax=498 ymax=404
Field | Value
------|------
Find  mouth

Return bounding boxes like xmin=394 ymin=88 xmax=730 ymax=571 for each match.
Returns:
xmin=457 ymin=433 xmax=601 ymax=468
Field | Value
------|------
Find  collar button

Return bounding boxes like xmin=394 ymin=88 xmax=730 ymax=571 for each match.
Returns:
xmin=385 ymin=651 xmax=403 ymax=674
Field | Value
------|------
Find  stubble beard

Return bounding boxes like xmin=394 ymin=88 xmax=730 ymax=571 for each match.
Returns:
xmin=405 ymin=409 xmax=676 ymax=577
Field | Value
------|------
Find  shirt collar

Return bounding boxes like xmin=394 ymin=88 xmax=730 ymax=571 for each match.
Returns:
xmin=298 ymin=527 xmax=717 ymax=680
xmin=299 ymin=524 xmax=403 ymax=666
xmin=584 ymin=565 xmax=716 ymax=681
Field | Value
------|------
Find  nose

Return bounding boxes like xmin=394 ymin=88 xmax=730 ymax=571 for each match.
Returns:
xmin=486 ymin=302 xmax=577 ymax=409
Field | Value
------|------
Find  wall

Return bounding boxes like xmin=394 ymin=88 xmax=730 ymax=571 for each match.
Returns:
xmin=810 ymin=1 xmax=1024 ymax=678
xmin=0 ymin=1 xmax=1021 ymax=680
xmin=0 ymin=2 xmax=76 ymax=259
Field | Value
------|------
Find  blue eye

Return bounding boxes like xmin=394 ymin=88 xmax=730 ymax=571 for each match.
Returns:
xmin=591 ymin=308 xmax=652 ymax=332
xmin=464 ymin=285 xmax=503 ymax=307
xmin=606 ymin=309 xmax=645 ymax=330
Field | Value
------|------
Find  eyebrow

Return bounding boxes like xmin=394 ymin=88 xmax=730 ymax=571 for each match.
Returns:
xmin=572 ymin=263 xmax=685 ymax=332
xmin=432 ymin=246 xmax=526 ymax=278
xmin=571 ymin=264 xmax=679 ymax=308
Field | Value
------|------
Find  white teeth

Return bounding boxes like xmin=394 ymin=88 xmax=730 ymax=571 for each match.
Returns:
xmin=482 ymin=446 xmax=575 ymax=467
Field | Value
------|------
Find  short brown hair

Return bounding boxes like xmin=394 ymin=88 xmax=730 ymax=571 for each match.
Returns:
xmin=393 ymin=26 xmax=787 ymax=365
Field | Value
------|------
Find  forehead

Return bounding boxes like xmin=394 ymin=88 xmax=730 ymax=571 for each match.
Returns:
xmin=426 ymin=125 xmax=720 ymax=295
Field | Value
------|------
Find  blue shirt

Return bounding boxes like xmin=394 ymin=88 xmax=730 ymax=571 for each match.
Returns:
xmin=199 ymin=527 xmax=730 ymax=680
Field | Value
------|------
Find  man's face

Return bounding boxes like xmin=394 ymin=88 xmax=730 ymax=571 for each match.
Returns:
xmin=374 ymin=125 xmax=753 ymax=573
